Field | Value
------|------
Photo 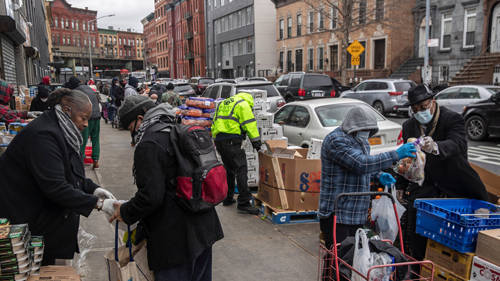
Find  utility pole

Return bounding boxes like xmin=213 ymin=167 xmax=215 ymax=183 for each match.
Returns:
xmin=423 ymin=0 xmax=431 ymax=85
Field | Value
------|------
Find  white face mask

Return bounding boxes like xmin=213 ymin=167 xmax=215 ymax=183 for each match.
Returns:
xmin=41 ymin=98 xmax=48 ymax=102
xmin=357 ymin=131 xmax=370 ymax=140
xmin=414 ymin=109 xmax=433 ymax=124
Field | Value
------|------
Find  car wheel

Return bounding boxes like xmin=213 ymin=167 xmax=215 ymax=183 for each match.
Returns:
xmin=466 ymin=115 xmax=488 ymax=141
xmin=285 ymin=95 xmax=294 ymax=103
xmin=373 ymin=101 xmax=384 ymax=115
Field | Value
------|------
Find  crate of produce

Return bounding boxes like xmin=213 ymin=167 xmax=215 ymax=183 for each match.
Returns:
xmin=414 ymin=198 xmax=500 ymax=253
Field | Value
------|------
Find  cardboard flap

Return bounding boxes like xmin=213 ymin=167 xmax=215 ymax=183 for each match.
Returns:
xmin=264 ymin=140 xmax=302 ymax=159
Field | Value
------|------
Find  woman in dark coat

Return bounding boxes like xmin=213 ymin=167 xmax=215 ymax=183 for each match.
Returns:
xmin=0 ymin=88 xmax=116 ymax=265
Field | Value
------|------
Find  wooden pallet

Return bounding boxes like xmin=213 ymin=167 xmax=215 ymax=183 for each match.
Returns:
xmin=253 ymin=197 xmax=319 ymax=225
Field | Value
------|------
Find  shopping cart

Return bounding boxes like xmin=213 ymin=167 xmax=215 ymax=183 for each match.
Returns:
xmin=318 ymin=192 xmax=435 ymax=281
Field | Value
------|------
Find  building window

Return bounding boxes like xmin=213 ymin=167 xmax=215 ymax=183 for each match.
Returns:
xmin=359 ymin=0 xmax=366 ymax=24
xmin=464 ymin=9 xmax=476 ymax=48
xmin=308 ymin=11 xmax=314 ymax=33
xmin=376 ymin=0 xmax=384 ymax=20
xmin=279 ymin=19 xmax=284 ymax=40
xmin=297 ymin=14 xmax=302 ymax=36
xmin=439 ymin=65 xmax=449 ymax=82
xmin=54 ymin=17 xmax=58 ymax=28
xmin=247 ymin=37 xmax=253 ymax=54
xmin=287 ymin=17 xmax=292 ymax=38
xmin=279 ymin=51 xmax=284 ymax=71
xmin=308 ymin=48 xmax=314 ymax=70
xmin=441 ymin=13 xmax=452 ymax=50
xmin=295 ymin=49 xmax=303 ymax=71
xmin=71 ymin=20 xmax=74 ymax=29
xmin=287 ymin=50 xmax=292 ymax=72
xmin=318 ymin=47 xmax=324 ymax=70
xmin=318 ymin=9 xmax=324 ymax=30
xmin=331 ymin=7 xmax=337 ymax=29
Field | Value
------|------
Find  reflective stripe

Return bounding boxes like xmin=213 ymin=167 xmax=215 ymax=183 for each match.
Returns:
xmin=213 ymin=101 xmax=223 ymax=121
xmin=240 ymin=118 xmax=256 ymax=126
xmin=230 ymin=99 xmax=245 ymax=116
xmin=249 ymin=136 xmax=261 ymax=142
xmin=217 ymin=115 xmax=239 ymax=122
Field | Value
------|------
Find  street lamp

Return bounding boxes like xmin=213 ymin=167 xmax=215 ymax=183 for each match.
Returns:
xmin=88 ymin=14 xmax=115 ymax=80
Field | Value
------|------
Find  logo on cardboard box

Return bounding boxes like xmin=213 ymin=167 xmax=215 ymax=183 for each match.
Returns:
xmin=299 ymin=172 xmax=321 ymax=192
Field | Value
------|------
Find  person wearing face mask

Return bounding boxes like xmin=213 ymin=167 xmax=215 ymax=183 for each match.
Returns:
xmin=30 ymin=84 xmax=51 ymax=112
xmin=0 ymin=88 xmax=117 ymax=265
xmin=319 ymin=107 xmax=417 ymax=254
xmin=401 ymin=85 xmax=488 ymax=260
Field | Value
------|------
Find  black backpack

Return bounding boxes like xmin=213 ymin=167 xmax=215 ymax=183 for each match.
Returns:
xmin=164 ymin=124 xmax=228 ymax=213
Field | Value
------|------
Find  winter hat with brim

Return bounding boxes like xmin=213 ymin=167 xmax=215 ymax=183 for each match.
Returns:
xmin=341 ymin=106 xmax=379 ymax=137
xmin=405 ymin=84 xmax=434 ymax=106
xmin=118 ymin=95 xmax=156 ymax=129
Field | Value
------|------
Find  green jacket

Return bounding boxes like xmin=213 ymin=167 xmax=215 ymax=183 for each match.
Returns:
xmin=161 ymin=90 xmax=182 ymax=107
xmin=211 ymin=93 xmax=260 ymax=141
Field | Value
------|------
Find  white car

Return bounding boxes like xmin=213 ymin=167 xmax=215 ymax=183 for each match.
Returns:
xmin=273 ymin=98 xmax=403 ymax=154
xmin=435 ymin=85 xmax=500 ymax=114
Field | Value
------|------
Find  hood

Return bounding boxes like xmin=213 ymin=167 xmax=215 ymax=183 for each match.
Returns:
xmin=142 ymin=102 xmax=177 ymax=123
xmin=42 ymin=76 xmax=50 ymax=85
xmin=235 ymin=92 xmax=254 ymax=108
xmin=341 ymin=107 xmax=379 ymax=137
xmin=128 ymin=76 xmax=139 ymax=88
xmin=67 ymin=77 xmax=81 ymax=90
xmin=111 ymin=77 xmax=119 ymax=87
xmin=37 ymin=85 xmax=49 ymax=98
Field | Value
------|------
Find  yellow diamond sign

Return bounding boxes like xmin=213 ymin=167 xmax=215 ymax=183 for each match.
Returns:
xmin=347 ymin=40 xmax=365 ymax=57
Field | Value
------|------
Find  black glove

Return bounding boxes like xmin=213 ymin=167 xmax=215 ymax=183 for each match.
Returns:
xmin=251 ymin=140 xmax=262 ymax=151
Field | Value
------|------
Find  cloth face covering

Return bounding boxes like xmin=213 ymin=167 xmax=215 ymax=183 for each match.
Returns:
xmin=357 ymin=130 xmax=370 ymax=140
xmin=414 ymin=109 xmax=432 ymax=124
xmin=55 ymin=104 xmax=83 ymax=155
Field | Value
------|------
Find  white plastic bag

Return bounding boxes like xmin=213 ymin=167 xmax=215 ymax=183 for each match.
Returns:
xmin=371 ymin=185 xmax=405 ymax=242
xmin=352 ymin=229 xmax=371 ymax=281
xmin=369 ymin=252 xmax=394 ymax=281
xmin=393 ymin=137 xmax=426 ymax=185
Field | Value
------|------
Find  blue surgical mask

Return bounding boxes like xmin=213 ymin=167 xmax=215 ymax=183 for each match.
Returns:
xmin=414 ymin=109 xmax=433 ymax=124
xmin=357 ymin=131 xmax=370 ymax=140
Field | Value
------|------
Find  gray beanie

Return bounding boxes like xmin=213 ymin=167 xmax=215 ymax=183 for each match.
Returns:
xmin=118 ymin=95 xmax=156 ymax=129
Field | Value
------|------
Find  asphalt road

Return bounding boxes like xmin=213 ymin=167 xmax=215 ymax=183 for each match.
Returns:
xmin=388 ymin=115 xmax=500 ymax=175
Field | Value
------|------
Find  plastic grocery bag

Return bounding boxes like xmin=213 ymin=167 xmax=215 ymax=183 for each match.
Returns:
xmin=371 ymin=186 xmax=405 ymax=242
xmin=369 ymin=252 xmax=394 ymax=281
xmin=393 ymin=137 xmax=426 ymax=186
xmin=352 ymin=229 xmax=371 ymax=281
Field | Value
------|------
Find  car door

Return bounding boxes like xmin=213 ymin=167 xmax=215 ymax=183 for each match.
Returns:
xmin=486 ymin=94 xmax=500 ymax=134
xmin=343 ymin=82 xmax=367 ymax=99
xmin=453 ymin=87 xmax=481 ymax=113
xmin=287 ymin=74 xmax=302 ymax=96
xmin=276 ymin=74 xmax=290 ymax=95
xmin=281 ymin=105 xmax=310 ymax=146
xmin=355 ymin=82 xmax=377 ymax=104
xmin=435 ymin=87 xmax=459 ymax=111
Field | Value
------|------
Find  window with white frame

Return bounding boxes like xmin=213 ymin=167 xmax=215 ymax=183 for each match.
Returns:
xmin=318 ymin=47 xmax=324 ymax=70
xmin=318 ymin=9 xmax=324 ymax=30
xmin=297 ymin=14 xmax=302 ymax=36
xmin=463 ymin=8 xmax=476 ymax=48
xmin=376 ymin=0 xmax=384 ymax=20
xmin=439 ymin=65 xmax=449 ymax=82
xmin=441 ymin=13 xmax=452 ymax=50
xmin=308 ymin=48 xmax=314 ymax=70
xmin=287 ymin=17 xmax=292 ymax=38
xmin=279 ymin=19 xmax=284 ymax=40
xmin=330 ymin=7 xmax=337 ymax=29
xmin=308 ymin=11 xmax=314 ymax=33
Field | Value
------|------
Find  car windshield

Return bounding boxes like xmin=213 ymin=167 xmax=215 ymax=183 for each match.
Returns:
xmin=315 ymin=103 xmax=385 ymax=127
xmin=394 ymin=81 xmax=416 ymax=92
xmin=175 ymin=85 xmax=192 ymax=92
xmin=200 ymin=78 xmax=214 ymax=84
xmin=486 ymin=87 xmax=500 ymax=95
xmin=236 ymin=84 xmax=280 ymax=97
xmin=303 ymin=75 xmax=332 ymax=88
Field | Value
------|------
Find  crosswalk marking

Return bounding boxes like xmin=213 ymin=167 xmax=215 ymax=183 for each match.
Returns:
xmin=468 ymin=145 xmax=500 ymax=166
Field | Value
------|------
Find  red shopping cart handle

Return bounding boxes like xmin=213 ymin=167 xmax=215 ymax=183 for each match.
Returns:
xmin=333 ymin=192 xmax=395 ymax=214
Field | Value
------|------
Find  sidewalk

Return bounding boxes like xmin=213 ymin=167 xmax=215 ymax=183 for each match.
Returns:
xmin=79 ymin=120 xmax=319 ymax=281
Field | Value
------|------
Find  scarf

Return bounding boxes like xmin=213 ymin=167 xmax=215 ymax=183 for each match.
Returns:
xmin=55 ymin=104 xmax=83 ymax=155
xmin=134 ymin=114 xmax=163 ymax=145
xmin=419 ymin=105 xmax=440 ymax=137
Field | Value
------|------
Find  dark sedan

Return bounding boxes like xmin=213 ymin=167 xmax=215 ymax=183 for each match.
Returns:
xmin=463 ymin=90 xmax=500 ymax=140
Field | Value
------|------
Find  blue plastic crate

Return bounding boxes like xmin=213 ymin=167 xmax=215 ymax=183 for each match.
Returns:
xmin=414 ymin=199 xmax=500 ymax=253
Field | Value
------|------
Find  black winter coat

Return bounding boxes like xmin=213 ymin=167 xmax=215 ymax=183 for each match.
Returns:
xmin=120 ymin=123 xmax=224 ymax=271
xmin=29 ymin=96 xmax=50 ymax=112
xmin=0 ymin=110 xmax=99 ymax=259
xmin=402 ymin=106 xmax=488 ymax=200
xmin=110 ymin=86 xmax=124 ymax=107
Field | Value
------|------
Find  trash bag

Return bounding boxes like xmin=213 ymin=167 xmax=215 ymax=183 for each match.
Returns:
xmin=393 ymin=137 xmax=426 ymax=186
xmin=371 ymin=185 xmax=405 ymax=242
xmin=352 ymin=229 xmax=371 ymax=281
xmin=71 ymin=226 xmax=97 ymax=277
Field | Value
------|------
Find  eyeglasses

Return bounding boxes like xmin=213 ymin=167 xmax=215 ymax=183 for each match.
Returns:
xmin=411 ymin=99 xmax=433 ymax=112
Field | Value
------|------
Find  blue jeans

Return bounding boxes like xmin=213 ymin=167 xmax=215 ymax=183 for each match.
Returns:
xmin=107 ymin=104 xmax=116 ymax=122
xmin=154 ymin=247 xmax=212 ymax=281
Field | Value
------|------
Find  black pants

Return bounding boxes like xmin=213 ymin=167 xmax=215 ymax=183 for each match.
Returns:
xmin=320 ymin=214 xmax=362 ymax=281
xmin=154 ymin=247 xmax=212 ymax=281
xmin=215 ymin=139 xmax=251 ymax=205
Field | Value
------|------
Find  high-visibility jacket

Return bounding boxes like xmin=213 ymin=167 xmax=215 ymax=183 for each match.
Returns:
xmin=211 ymin=92 xmax=260 ymax=141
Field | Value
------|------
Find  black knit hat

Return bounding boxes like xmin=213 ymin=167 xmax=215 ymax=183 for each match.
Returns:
xmin=405 ymin=84 xmax=435 ymax=106
xmin=118 ymin=95 xmax=156 ymax=129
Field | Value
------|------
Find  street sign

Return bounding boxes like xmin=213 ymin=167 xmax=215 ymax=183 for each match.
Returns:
xmin=347 ymin=40 xmax=365 ymax=57
xmin=351 ymin=56 xmax=360 ymax=66
xmin=427 ymin=39 xmax=439 ymax=47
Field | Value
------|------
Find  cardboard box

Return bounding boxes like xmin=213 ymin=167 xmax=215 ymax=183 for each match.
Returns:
xmin=475 ymin=229 xmax=500 ymax=265
xmin=420 ymin=264 xmax=466 ymax=281
xmin=470 ymin=163 xmax=500 ymax=203
xmin=307 ymin=138 xmax=323 ymax=159
xmin=257 ymin=182 xmax=319 ymax=210
xmin=470 ymin=256 xmax=500 ymax=281
xmin=260 ymin=127 xmax=283 ymax=141
xmin=425 ymin=239 xmax=474 ymax=280
xmin=28 ymin=266 xmax=80 ymax=281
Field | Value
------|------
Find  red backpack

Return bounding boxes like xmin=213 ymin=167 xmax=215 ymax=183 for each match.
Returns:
xmin=168 ymin=124 xmax=228 ymax=213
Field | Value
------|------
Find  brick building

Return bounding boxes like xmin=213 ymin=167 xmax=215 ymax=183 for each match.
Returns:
xmin=99 ymin=28 xmax=144 ymax=60
xmin=273 ymin=0 xmax=416 ymax=82
xmin=141 ymin=12 xmax=157 ymax=78
xmin=153 ymin=0 xmax=207 ymax=79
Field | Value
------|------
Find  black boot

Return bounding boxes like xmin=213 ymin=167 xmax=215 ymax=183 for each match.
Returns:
xmin=222 ymin=198 xmax=236 ymax=206
xmin=237 ymin=203 xmax=259 ymax=215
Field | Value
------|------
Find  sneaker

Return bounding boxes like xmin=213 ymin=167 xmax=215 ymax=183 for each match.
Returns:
xmin=237 ymin=204 xmax=260 ymax=215
xmin=92 ymin=160 xmax=100 ymax=169
xmin=222 ymin=198 xmax=236 ymax=206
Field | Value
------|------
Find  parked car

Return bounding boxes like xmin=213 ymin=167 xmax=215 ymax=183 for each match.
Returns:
xmin=173 ymin=82 xmax=197 ymax=98
xmin=273 ymin=98 xmax=402 ymax=152
xmin=215 ymin=78 xmax=237 ymax=83
xmin=274 ymin=72 xmax=340 ymax=102
xmin=331 ymin=77 xmax=351 ymax=93
xmin=247 ymin=77 xmax=268 ymax=81
xmin=462 ymin=90 xmax=500 ymax=141
xmin=202 ymin=81 xmax=286 ymax=112
xmin=341 ymin=79 xmax=416 ymax=115
xmin=189 ymin=77 xmax=215 ymax=95
xmin=434 ymin=85 xmax=500 ymax=114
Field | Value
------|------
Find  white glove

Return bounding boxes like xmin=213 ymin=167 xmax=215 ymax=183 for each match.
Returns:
xmin=101 ymin=199 xmax=117 ymax=217
xmin=27 ymin=111 xmax=42 ymax=118
xmin=93 ymin=187 xmax=116 ymax=200
xmin=422 ymin=136 xmax=439 ymax=155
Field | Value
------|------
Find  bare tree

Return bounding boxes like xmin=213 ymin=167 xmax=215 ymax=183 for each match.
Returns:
xmin=303 ymin=0 xmax=403 ymax=84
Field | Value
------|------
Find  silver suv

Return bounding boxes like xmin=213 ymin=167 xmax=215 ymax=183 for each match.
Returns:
xmin=340 ymin=79 xmax=416 ymax=115
xmin=202 ymin=81 xmax=286 ymax=112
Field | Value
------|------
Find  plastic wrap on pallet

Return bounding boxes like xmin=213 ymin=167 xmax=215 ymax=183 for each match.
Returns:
xmin=246 ymin=151 xmax=258 ymax=161
xmin=247 ymin=158 xmax=259 ymax=169
xmin=307 ymin=138 xmax=323 ymax=159
xmin=253 ymin=100 xmax=270 ymax=115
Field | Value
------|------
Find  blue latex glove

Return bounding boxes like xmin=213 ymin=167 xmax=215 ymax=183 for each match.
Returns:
xmin=379 ymin=172 xmax=396 ymax=186
xmin=396 ymin=143 xmax=417 ymax=159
